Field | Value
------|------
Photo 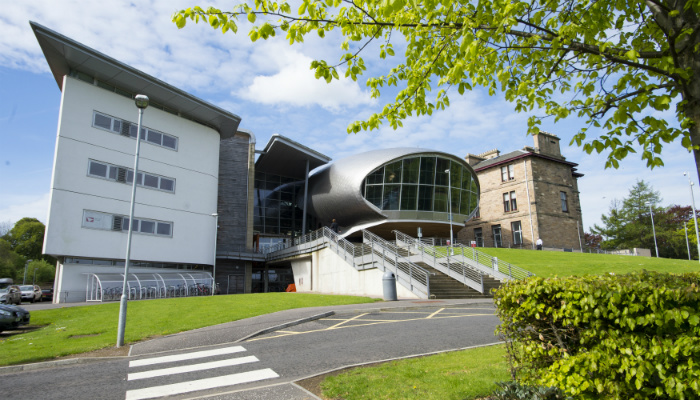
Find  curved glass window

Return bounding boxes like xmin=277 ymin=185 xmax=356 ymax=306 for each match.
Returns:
xmin=362 ymin=156 xmax=478 ymax=218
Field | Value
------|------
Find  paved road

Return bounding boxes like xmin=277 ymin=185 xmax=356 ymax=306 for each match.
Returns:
xmin=0 ymin=299 xmax=501 ymax=399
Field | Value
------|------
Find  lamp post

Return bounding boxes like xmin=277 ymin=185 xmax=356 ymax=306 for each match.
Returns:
xmin=211 ymin=213 xmax=219 ymax=296
xmin=646 ymin=202 xmax=659 ymax=258
xmin=686 ymin=222 xmax=691 ymax=261
xmin=23 ymin=259 xmax=32 ymax=284
xmin=444 ymin=169 xmax=454 ymax=255
xmin=117 ymin=94 xmax=149 ymax=348
xmin=684 ymin=171 xmax=700 ymax=263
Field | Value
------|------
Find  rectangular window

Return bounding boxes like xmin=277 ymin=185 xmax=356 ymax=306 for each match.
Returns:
xmin=88 ymin=160 xmax=108 ymax=178
xmin=92 ymin=111 xmax=178 ymax=151
xmin=160 ymin=178 xmax=175 ymax=192
xmin=501 ymin=164 xmax=515 ymax=182
xmin=503 ymin=191 xmax=517 ymax=212
xmin=88 ymin=160 xmax=175 ymax=193
xmin=81 ymin=211 xmax=173 ymax=237
xmin=143 ymin=174 xmax=159 ymax=189
xmin=512 ymin=221 xmax=523 ymax=245
xmin=561 ymin=191 xmax=569 ymax=212
xmin=147 ymin=130 xmax=162 ymax=145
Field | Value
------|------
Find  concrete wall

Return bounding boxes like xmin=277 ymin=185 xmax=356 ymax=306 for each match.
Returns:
xmin=43 ymin=77 xmax=220 ymax=265
xmin=290 ymin=249 xmax=419 ymax=299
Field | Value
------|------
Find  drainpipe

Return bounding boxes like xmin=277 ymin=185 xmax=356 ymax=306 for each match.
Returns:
xmin=523 ymin=160 xmax=536 ymax=249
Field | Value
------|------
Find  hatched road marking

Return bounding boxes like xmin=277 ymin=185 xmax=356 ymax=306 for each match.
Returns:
xmin=127 ymin=356 xmax=260 ymax=381
xmin=125 ymin=368 xmax=279 ymax=400
xmin=247 ymin=306 xmax=495 ymax=341
xmin=125 ymin=346 xmax=278 ymax=400
xmin=129 ymin=345 xmax=246 ymax=367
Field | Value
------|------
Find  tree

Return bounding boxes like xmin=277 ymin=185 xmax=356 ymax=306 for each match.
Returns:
xmin=0 ymin=239 xmax=24 ymax=281
xmin=2 ymin=218 xmax=47 ymax=261
xmin=583 ymin=232 xmax=602 ymax=251
xmin=173 ymin=0 xmax=700 ymax=180
xmin=591 ymin=181 xmax=696 ymax=258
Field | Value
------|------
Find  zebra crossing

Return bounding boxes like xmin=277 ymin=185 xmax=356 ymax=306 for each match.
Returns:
xmin=125 ymin=345 xmax=279 ymax=400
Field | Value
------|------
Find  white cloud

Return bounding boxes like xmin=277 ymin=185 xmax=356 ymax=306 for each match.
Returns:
xmin=0 ymin=193 xmax=50 ymax=226
xmin=237 ymin=42 xmax=375 ymax=111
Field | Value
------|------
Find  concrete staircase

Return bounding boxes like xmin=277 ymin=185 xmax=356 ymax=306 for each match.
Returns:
xmin=418 ymin=264 xmax=501 ymax=299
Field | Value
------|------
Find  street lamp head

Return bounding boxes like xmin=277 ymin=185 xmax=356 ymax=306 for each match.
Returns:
xmin=444 ymin=169 xmax=450 ymax=174
xmin=211 ymin=213 xmax=218 ymax=217
xmin=134 ymin=94 xmax=149 ymax=109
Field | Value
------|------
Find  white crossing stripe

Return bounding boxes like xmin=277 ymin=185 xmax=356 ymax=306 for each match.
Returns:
xmin=125 ymin=368 xmax=280 ymax=400
xmin=129 ymin=346 xmax=246 ymax=367
xmin=128 ymin=356 xmax=260 ymax=381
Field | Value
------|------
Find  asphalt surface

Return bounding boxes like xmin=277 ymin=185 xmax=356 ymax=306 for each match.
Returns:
xmin=2 ymin=298 xmax=501 ymax=399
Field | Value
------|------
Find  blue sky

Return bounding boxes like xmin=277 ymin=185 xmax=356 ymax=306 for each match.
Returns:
xmin=0 ymin=0 xmax=697 ymax=234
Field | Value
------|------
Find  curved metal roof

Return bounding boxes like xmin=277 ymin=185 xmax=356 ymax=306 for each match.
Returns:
xmin=305 ymin=147 xmax=479 ymax=230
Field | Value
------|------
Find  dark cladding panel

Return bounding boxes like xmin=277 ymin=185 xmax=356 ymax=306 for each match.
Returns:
xmin=218 ymin=136 xmax=250 ymax=251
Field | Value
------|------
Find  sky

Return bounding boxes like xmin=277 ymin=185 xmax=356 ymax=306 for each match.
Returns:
xmin=0 ymin=0 xmax=698 ymax=235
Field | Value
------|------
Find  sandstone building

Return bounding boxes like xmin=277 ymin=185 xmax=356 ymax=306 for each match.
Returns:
xmin=458 ymin=132 xmax=584 ymax=251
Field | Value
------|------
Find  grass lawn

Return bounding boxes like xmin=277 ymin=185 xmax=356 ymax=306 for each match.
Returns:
xmin=437 ymin=246 xmax=700 ymax=277
xmin=321 ymin=344 xmax=509 ymax=400
xmin=0 ymin=293 xmax=377 ymax=366
xmin=479 ymin=248 xmax=700 ymax=277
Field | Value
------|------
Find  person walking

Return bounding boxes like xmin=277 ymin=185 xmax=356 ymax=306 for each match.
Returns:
xmin=536 ymin=238 xmax=543 ymax=250
xmin=330 ymin=219 xmax=339 ymax=233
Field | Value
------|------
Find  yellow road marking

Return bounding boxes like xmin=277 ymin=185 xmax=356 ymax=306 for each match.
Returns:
xmin=328 ymin=313 xmax=368 ymax=329
xmin=246 ymin=312 xmax=494 ymax=342
xmin=426 ymin=308 xmax=445 ymax=319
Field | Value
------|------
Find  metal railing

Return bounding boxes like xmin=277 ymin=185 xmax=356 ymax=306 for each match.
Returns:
xmin=258 ymin=227 xmax=432 ymax=298
xmin=394 ymin=230 xmax=534 ymax=281
xmin=393 ymin=230 xmax=485 ymax=292
xmin=363 ymin=230 xmax=431 ymax=298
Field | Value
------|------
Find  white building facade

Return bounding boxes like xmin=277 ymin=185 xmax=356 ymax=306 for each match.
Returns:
xmin=33 ymin=22 xmax=246 ymax=302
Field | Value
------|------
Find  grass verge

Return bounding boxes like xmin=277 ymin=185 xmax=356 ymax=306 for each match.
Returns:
xmin=320 ymin=344 xmax=508 ymax=400
xmin=438 ymin=246 xmax=700 ymax=277
xmin=0 ymin=293 xmax=377 ymax=366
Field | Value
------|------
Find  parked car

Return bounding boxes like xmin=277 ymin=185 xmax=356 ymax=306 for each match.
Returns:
xmin=19 ymin=285 xmax=42 ymax=303
xmin=0 ymin=285 xmax=22 ymax=305
xmin=0 ymin=303 xmax=30 ymax=332
xmin=41 ymin=288 xmax=54 ymax=302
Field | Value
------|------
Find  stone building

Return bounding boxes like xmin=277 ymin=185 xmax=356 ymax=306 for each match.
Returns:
xmin=458 ymin=132 xmax=584 ymax=250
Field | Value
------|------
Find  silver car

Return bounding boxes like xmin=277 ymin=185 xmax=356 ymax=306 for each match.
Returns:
xmin=0 ymin=286 xmax=22 ymax=305
xmin=18 ymin=285 xmax=42 ymax=303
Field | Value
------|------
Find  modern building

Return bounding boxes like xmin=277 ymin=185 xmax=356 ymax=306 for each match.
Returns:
xmin=459 ymin=132 xmax=584 ymax=251
xmin=33 ymin=22 xmax=483 ymax=303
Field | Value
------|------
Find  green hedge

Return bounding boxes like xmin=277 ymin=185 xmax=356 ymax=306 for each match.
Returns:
xmin=494 ymin=271 xmax=700 ymax=399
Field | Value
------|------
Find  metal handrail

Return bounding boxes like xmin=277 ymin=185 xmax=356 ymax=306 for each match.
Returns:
xmin=392 ymin=230 xmax=485 ymax=292
xmin=393 ymin=230 xmax=534 ymax=281
xmin=363 ymin=230 xmax=431 ymax=298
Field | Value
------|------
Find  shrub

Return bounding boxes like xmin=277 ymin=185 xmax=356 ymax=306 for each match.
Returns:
xmin=494 ymin=271 xmax=700 ymax=399
xmin=490 ymin=381 xmax=570 ymax=400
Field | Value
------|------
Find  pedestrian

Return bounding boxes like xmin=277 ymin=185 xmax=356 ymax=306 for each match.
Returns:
xmin=536 ymin=237 xmax=543 ymax=250
xmin=330 ymin=219 xmax=339 ymax=233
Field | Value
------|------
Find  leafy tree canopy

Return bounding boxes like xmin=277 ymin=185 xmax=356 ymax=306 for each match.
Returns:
xmin=173 ymin=0 xmax=700 ymax=179
xmin=3 ymin=218 xmax=46 ymax=261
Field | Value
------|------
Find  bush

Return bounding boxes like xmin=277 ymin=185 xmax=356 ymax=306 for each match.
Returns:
xmin=490 ymin=381 xmax=570 ymax=400
xmin=494 ymin=271 xmax=700 ymax=399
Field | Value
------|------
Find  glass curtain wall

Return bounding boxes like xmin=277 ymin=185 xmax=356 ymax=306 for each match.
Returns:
xmin=363 ymin=156 xmax=478 ymax=217
xmin=254 ymin=172 xmax=315 ymax=237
